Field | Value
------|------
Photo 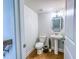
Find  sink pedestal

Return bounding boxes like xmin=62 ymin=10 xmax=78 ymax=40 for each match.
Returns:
xmin=50 ymin=34 xmax=63 ymax=55
xmin=54 ymin=39 xmax=58 ymax=55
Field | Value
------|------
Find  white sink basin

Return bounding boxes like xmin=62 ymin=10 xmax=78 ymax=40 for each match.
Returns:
xmin=50 ymin=34 xmax=63 ymax=39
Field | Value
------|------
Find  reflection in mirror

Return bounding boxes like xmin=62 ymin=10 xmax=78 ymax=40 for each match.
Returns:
xmin=52 ymin=16 xmax=63 ymax=32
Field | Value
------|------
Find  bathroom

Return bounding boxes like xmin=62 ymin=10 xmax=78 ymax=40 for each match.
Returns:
xmin=3 ymin=0 xmax=76 ymax=59
xmin=22 ymin=0 xmax=65 ymax=59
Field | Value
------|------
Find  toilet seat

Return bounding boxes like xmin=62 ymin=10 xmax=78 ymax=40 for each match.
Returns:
xmin=35 ymin=42 xmax=44 ymax=49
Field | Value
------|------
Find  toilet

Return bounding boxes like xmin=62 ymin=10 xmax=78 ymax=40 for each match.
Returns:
xmin=35 ymin=35 xmax=46 ymax=54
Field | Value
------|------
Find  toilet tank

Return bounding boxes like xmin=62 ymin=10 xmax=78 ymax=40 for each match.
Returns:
xmin=39 ymin=35 xmax=46 ymax=43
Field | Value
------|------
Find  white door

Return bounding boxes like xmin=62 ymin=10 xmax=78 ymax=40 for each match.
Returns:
xmin=14 ymin=0 xmax=27 ymax=59
xmin=64 ymin=0 xmax=76 ymax=59
xmin=19 ymin=0 xmax=27 ymax=59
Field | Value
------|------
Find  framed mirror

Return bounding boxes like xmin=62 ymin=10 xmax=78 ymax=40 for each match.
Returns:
xmin=52 ymin=16 xmax=63 ymax=32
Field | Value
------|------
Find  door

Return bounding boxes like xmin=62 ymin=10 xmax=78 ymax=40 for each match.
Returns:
xmin=3 ymin=0 xmax=17 ymax=59
xmin=64 ymin=0 xmax=76 ymax=59
xmin=18 ymin=0 xmax=27 ymax=59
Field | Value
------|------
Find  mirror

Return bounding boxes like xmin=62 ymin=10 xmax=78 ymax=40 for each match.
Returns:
xmin=52 ymin=16 xmax=63 ymax=32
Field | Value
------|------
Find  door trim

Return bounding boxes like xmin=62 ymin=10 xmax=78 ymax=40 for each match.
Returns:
xmin=65 ymin=35 xmax=75 ymax=46
xmin=64 ymin=35 xmax=76 ymax=59
xmin=13 ymin=0 xmax=22 ymax=59
xmin=64 ymin=46 xmax=73 ymax=59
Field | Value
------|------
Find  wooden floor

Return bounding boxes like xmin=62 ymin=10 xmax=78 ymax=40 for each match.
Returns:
xmin=26 ymin=49 xmax=64 ymax=59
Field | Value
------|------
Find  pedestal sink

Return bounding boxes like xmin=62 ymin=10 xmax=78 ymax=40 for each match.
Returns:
xmin=50 ymin=33 xmax=63 ymax=55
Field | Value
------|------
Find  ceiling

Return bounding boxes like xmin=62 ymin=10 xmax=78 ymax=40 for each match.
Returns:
xmin=24 ymin=0 xmax=65 ymax=13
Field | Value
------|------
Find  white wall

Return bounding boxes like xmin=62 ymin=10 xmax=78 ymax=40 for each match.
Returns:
xmin=24 ymin=5 xmax=38 ymax=57
xmin=38 ymin=12 xmax=65 ymax=50
xmin=38 ymin=13 xmax=53 ymax=36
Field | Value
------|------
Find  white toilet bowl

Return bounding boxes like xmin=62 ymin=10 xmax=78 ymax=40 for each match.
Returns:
xmin=35 ymin=42 xmax=44 ymax=54
xmin=35 ymin=35 xmax=46 ymax=54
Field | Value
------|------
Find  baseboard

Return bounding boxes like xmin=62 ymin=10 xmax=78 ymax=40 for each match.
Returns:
xmin=59 ymin=48 xmax=64 ymax=52
xmin=52 ymin=47 xmax=64 ymax=52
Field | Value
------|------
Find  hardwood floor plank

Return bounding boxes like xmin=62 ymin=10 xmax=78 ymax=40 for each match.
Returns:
xmin=26 ymin=49 xmax=64 ymax=59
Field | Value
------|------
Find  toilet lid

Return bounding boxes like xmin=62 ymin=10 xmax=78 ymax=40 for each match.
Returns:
xmin=35 ymin=42 xmax=43 ymax=48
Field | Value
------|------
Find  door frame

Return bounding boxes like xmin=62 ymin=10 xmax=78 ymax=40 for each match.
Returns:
xmin=13 ymin=0 xmax=24 ymax=59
